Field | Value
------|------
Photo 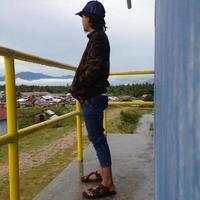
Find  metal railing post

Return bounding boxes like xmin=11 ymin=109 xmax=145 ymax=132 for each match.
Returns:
xmin=76 ymin=100 xmax=83 ymax=161
xmin=103 ymin=109 xmax=107 ymax=135
xmin=4 ymin=55 xmax=20 ymax=200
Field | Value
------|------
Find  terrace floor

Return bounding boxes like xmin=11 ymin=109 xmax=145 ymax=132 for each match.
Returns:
xmin=33 ymin=114 xmax=155 ymax=200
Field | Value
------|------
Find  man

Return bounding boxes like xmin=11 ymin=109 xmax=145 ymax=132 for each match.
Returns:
xmin=69 ymin=1 xmax=116 ymax=199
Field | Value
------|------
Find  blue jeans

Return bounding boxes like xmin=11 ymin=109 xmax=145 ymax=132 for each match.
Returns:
xmin=80 ymin=94 xmax=112 ymax=167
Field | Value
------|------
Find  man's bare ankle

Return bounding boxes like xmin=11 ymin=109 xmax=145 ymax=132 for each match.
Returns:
xmin=97 ymin=168 xmax=102 ymax=175
xmin=102 ymin=181 xmax=115 ymax=189
xmin=101 ymin=181 xmax=115 ymax=187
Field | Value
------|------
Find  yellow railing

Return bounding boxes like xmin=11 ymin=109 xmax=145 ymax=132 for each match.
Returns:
xmin=0 ymin=45 xmax=154 ymax=200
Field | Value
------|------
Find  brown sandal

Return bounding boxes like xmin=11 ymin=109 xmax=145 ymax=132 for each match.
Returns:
xmin=81 ymin=171 xmax=102 ymax=183
xmin=82 ymin=183 xmax=117 ymax=199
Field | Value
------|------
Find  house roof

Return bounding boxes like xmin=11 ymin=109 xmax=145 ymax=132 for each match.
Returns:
xmin=0 ymin=107 xmax=7 ymax=120
xmin=21 ymin=92 xmax=49 ymax=97
xmin=17 ymin=98 xmax=28 ymax=102
xmin=42 ymin=95 xmax=53 ymax=100
xmin=44 ymin=110 xmax=55 ymax=116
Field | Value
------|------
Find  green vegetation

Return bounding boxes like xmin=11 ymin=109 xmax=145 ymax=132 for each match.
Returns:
xmin=108 ymin=108 xmax=152 ymax=133
xmin=17 ymin=105 xmax=76 ymax=129
xmin=0 ymin=83 xmax=154 ymax=98
xmin=0 ymin=85 xmax=70 ymax=94
xmin=107 ymin=83 xmax=154 ymax=98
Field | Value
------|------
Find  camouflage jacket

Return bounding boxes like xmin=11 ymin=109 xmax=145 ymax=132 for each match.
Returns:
xmin=69 ymin=30 xmax=110 ymax=102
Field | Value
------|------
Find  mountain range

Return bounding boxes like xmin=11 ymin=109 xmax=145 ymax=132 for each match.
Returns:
xmin=0 ymin=72 xmax=73 ymax=81
xmin=0 ymin=71 xmax=154 ymax=86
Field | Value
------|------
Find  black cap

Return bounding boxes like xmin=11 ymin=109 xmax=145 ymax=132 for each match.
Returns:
xmin=76 ymin=1 xmax=105 ymax=18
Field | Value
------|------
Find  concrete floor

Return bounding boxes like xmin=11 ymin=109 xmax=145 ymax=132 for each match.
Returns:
xmin=33 ymin=114 xmax=155 ymax=200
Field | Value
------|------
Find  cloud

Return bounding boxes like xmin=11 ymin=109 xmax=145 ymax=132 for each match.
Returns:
xmin=0 ymin=0 xmax=155 ymax=78
xmin=0 ymin=75 xmax=154 ymax=86
xmin=0 ymin=59 xmax=75 ymax=77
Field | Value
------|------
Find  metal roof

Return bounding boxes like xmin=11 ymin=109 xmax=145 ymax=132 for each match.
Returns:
xmin=0 ymin=107 xmax=6 ymax=120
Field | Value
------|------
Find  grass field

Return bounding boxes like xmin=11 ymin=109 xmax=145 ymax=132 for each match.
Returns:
xmin=0 ymin=136 xmax=89 ymax=200
xmin=0 ymin=105 xmax=78 ymax=164
xmin=17 ymin=105 xmax=77 ymax=129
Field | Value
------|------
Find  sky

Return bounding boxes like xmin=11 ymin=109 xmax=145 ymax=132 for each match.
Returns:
xmin=0 ymin=0 xmax=155 ymax=78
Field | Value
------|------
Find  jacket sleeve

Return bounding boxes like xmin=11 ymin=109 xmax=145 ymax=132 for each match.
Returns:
xmin=78 ymin=38 xmax=108 ymax=88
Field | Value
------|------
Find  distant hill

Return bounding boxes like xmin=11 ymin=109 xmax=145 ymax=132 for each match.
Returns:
xmin=0 ymin=71 xmax=154 ymax=86
xmin=0 ymin=72 xmax=73 ymax=81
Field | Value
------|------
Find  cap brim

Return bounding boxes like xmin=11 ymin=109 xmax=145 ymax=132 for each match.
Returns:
xmin=75 ymin=11 xmax=84 ymax=17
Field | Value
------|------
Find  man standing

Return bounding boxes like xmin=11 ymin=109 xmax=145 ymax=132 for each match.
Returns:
xmin=69 ymin=1 xmax=116 ymax=199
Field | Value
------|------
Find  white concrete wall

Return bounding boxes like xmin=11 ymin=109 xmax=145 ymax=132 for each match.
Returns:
xmin=155 ymin=0 xmax=200 ymax=199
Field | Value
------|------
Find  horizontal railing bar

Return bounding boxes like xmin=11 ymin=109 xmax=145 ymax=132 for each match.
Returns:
xmin=0 ymin=111 xmax=80 ymax=146
xmin=0 ymin=46 xmax=155 ymax=76
xmin=0 ymin=46 xmax=77 ymax=71
xmin=110 ymin=70 xmax=154 ymax=76
xmin=108 ymin=101 xmax=154 ymax=106
xmin=0 ymin=134 xmax=17 ymax=145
